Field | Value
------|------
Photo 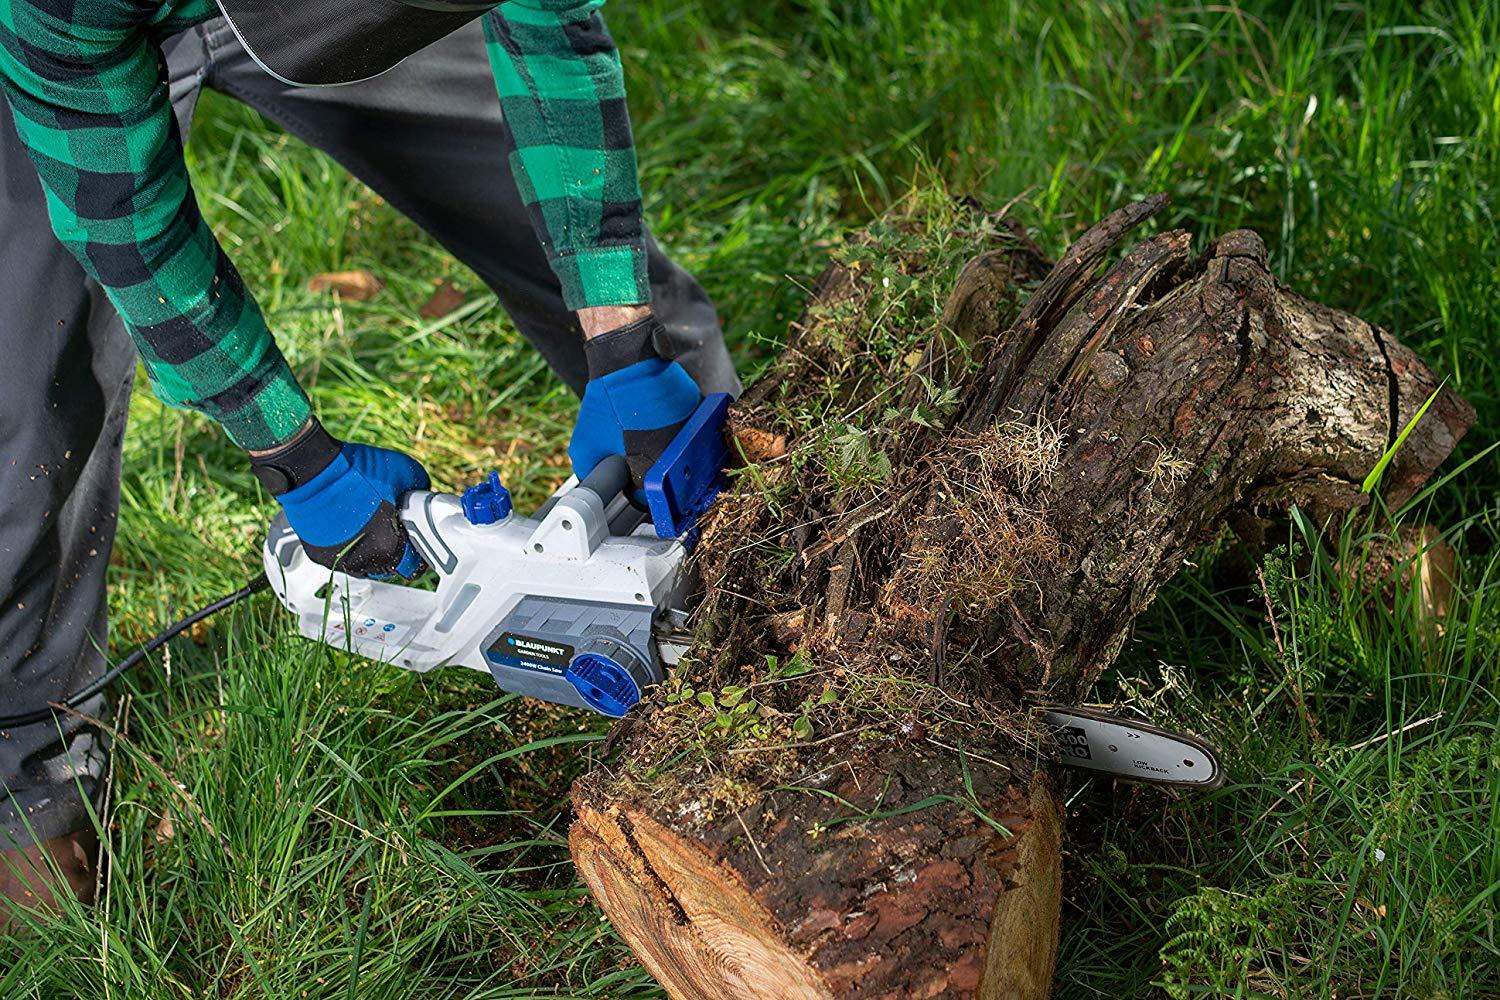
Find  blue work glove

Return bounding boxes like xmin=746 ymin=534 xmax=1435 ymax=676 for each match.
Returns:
xmin=251 ymin=420 xmax=430 ymax=578
xmin=569 ymin=316 xmax=703 ymax=489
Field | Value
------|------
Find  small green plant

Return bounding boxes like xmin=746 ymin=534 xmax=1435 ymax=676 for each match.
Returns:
xmin=662 ymin=651 xmax=840 ymax=747
xmin=824 ymin=424 xmax=894 ymax=487
xmin=1158 ymin=883 xmax=1306 ymax=998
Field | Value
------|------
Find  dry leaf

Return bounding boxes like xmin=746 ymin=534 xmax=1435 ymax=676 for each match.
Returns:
xmin=420 ymin=279 xmax=467 ymax=319
xmin=1337 ymin=523 xmax=1458 ymax=630
xmin=154 ymin=809 xmax=176 ymax=845
xmin=308 ymin=270 xmax=382 ymax=301
xmin=190 ymin=619 xmax=209 ymax=646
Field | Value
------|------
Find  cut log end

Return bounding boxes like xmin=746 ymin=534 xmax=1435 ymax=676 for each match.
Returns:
xmin=573 ymin=758 xmax=1062 ymax=1000
xmin=572 ymin=806 xmax=834 ymax=1000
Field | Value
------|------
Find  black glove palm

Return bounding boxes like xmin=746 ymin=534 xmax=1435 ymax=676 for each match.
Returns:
xmin=253 ymin=421 xmax=430 ymax=578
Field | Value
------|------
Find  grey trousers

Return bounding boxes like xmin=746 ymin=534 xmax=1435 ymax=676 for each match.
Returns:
xmin=0 ymin=17 xmax=738 ymax=846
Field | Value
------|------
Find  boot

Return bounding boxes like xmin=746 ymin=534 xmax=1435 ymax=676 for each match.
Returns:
xmin=0 ymin=827 xmax=99 ymax=934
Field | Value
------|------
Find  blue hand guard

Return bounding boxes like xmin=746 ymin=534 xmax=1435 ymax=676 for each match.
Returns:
xmin=276 ymin=443 xmax=431 ymax=578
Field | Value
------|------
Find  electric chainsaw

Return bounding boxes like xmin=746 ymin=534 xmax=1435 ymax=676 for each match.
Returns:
xmin=260 ymin=392 xmax=1223 ymax=788
xmin=263 ymin=393 xmax=734 ymax=718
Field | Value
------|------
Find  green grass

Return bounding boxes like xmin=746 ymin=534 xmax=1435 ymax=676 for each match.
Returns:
xmin=4 ymin=1 xmax=1499 ymax=996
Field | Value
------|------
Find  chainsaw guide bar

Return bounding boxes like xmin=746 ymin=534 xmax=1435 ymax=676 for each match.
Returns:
xmin=1038 ymin=704 xmax=1225 ymax=789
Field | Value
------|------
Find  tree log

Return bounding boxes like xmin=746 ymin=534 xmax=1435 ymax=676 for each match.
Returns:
xmin=571 ymin=196 xmax=1474 ymax=998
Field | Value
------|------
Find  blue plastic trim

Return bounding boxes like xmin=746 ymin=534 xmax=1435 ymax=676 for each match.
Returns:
xmin=642 ymin=393 xmax=732 ymax=540
xmin=461 ymin=471 xmax=513 ymax=525
xmin=565 ymin=653 xmax=641 ymax=717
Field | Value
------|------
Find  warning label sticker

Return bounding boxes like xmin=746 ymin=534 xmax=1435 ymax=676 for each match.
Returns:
xmin=331 ymin=616 xmax=411 ymax=646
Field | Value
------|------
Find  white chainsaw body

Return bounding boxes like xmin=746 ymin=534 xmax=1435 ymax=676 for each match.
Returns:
xmin=262 ymin=459 xmax=691 ymax=713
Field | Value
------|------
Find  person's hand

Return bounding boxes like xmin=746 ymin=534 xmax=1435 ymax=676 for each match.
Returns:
xmin=251 ymin=421 xmax=430 ymax=578
xmin=569 ymin=315 xmax=702 ymax=488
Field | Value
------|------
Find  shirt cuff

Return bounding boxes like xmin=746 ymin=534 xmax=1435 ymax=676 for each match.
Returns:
xmin=215 ymin=362 xmax=314 ymax=452
xmin=552 ymin=245 xmax=651 ymax=311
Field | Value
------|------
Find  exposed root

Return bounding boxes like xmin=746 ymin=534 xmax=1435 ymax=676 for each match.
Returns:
xmin=976 ymin=419 xmax=1066 ymax=496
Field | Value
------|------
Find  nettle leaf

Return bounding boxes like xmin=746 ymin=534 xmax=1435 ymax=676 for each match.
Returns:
xmin=779 ymin=654 xmax=813 ymax=679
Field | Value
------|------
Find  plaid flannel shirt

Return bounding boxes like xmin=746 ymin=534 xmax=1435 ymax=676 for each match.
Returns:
xmin=484 ymin=3 xmax=647 ymax=310
xmin=0 ymin=0 xmax=647 ymax=450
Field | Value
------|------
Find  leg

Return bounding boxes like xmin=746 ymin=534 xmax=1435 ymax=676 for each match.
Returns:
xmin=0 ymin=97 xmax=126 ymax=853
xmin=198 ymin=18 xmax=740 ymax=398
xmin=0 ymin=30 xmax=209 ymax=912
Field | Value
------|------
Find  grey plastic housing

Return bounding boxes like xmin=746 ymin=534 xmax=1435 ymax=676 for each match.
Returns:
xmin=483 ymin=596 xmax=658 ymax=712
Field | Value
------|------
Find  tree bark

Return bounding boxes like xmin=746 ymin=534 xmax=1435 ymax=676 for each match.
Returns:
xmin=570 ymin=196 xmax=1474 ymax=999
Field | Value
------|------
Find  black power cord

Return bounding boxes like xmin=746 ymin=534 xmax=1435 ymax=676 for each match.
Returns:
xmin=0 ymin=574 xmax=271 ymax=730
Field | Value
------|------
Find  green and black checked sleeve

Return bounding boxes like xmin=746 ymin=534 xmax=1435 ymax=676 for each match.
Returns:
xmin=0 ymin=0 xmax=311 ymax=451
xmin=484 ymin=0 xmax=649 ymax=311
